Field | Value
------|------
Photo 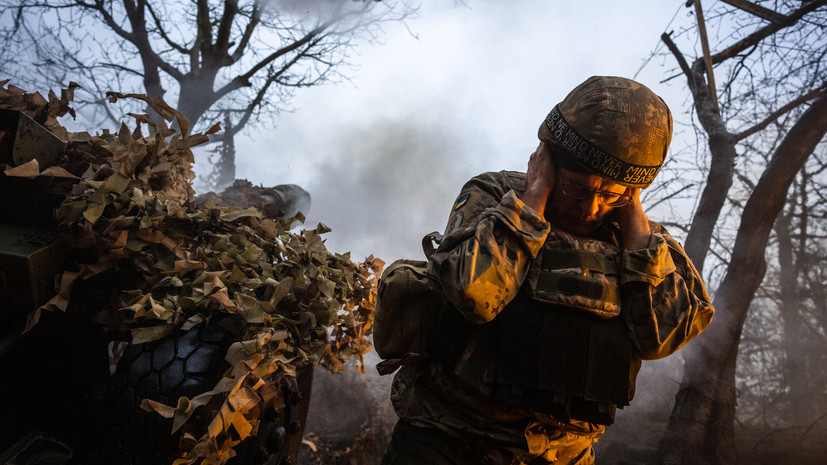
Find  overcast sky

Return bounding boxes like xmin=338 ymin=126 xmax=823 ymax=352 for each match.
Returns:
xmin=202 ymin=0 xmax=702 ymax=265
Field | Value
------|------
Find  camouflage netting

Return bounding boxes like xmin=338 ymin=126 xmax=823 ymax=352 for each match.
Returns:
xmin=0 ymin=80 xmax=383 ymax=464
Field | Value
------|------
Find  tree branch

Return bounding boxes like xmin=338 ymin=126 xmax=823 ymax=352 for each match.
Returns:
xmin=214 ymin=0 xmax=238 ymax=62
xmin=229 ymin=0 xmax=262 ymax=64
xmin=3 ymin=0 xmax=413 ymax=135
xmin=212 ymin=22 xmax=333 ymax=101
xmin=144 ymin=2 xmax=189 ymax=54
xmin=75 ymin=0 xmax=134 ymax=42
xmin=78 ymin=0 xmax=183 ymax=83
xmin=661 ymin=32 xmax=699 ymax=94
xmin=98 ymin=61 xmax=145 ymax=77
xmin=125 ymin=0 xmax=184 ymax=88
xmin=234 ymin=5 xmax=367 ymax=84
xmin=711 ymin=0 xmax=827 ymax=64
xmin=734 ymin=86 xmax=827 ymax=141
xmin=227 ymin=38 xmax=323 ymax=136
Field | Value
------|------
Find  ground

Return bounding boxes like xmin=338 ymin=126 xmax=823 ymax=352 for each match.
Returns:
xmin=298 ymin=366 xmax=395 ymax=465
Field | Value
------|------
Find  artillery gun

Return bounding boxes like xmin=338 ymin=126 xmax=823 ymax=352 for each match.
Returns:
xmin=0 ymin=95 xmax=371 ymax=465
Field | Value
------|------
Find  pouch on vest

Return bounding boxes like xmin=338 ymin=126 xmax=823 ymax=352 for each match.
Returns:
xmin=525 ymin=229 xmax=622 ymax=319
xmin=374 ymin=232 xmax=445 ymax=375
xmin=492 ymin=230 xmax=635 ymax=425
xmin=493 ymin=293 xmax=635 ymax=425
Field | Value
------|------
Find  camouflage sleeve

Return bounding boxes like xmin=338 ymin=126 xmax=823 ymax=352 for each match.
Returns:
xmin=430 ymin=172 xmax=551 ymax=324
xmin=619 ymin=224 xmax=714 ymax=360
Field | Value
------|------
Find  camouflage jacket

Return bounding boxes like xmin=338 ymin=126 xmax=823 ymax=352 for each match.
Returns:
xmin=390 ymin=170 xmax=714 ymax=464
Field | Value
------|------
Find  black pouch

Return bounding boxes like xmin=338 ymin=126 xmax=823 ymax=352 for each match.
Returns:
xmin=492 ymin=293 xmax=634 ymax=425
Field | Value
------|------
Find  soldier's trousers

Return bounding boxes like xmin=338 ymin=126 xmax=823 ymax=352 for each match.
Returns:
xmin=380 ymin=421 xmax=493 ymax=465
xmin=380 ymin=421 xmax=595 ymax=465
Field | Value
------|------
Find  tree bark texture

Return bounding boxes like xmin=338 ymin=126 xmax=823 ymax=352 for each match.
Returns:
xmin=660 ymin=33 xmax=736 ymax=274
xmin=658 ymin=94 xmax=827 ymax=465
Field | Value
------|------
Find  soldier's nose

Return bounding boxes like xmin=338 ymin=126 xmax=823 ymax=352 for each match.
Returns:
xmin=579 ymin=195 xmax=601 ymax=217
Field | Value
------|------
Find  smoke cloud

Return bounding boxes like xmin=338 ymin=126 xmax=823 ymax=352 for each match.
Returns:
xmin=301 ymin=115 xmax=476 ymax=263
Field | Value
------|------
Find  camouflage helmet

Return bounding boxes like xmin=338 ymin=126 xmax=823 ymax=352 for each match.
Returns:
xmin=538 ymin=76 xmax=673 ymax=188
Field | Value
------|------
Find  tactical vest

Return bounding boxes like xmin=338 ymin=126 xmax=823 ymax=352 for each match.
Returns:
xmin=433 ymin=227 xmax=641 ymax=426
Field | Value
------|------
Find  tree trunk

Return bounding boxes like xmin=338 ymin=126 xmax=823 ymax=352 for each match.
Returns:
xmin=776 ymin=172 xmax=822 ymax=423
xmin=679 ymin=62 xmax=736 ymax=274
xmin=214 ymin=112 xmax=236 ymax=191
xmin=775 ymin=207 xmax=805 ymax=421
xmin=657 ymin=94 xmax=827 ymax=465
xmin=177 ymin=71 xmax=220 ymax=128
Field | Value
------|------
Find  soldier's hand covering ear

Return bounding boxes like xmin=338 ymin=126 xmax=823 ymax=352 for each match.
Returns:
xmin=619 ymin=188 xmax=652 ymax=250
xmin=521 ymin=141 xmax=556 ymax=217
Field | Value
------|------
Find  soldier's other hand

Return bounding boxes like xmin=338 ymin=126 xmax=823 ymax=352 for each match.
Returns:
xmin=619 ymin=188 xmax=652 ymax=250
xmin=521 ymin=142 xmax=556 ymax=217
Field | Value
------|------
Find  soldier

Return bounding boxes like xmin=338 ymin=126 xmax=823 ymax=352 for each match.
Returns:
xmin=380 ymin=76 xmax=714 ymax=465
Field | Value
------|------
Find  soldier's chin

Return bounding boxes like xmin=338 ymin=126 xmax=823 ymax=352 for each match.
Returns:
xmin=558 ymin=218 xmax=601 ymax=237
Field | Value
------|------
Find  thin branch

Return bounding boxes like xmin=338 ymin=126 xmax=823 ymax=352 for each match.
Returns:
xmin=98 ymin=61 xmax=145 ymax=77
xmin=79 ymin=0 xmax=184 ymax=82
xmin=711 ymin=0 xmax=827 ymax=64
xmin=230 ymin=38 xmax=323 ymax=136
xmin=235 ymin=5 xmax=367 ymax=83
xmin=212 ymin=23 xmax=333 ymax=101
xmin=661 ymin=32 xmax=699 ymax=94
xmin=75 ymin=0 xmax=135 ymax=42
xmin=734 ymin=86 xmax=827 ymax=141
xmin=229 ymin=0 xmax=262 ymax=64
xmin=647 ymin=183 xmax=697 ymax=206
xmin=144 ymin=2 xmax=189 ymax=54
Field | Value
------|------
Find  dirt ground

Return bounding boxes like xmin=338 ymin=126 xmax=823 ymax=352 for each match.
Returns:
xmin=298 ymin=366 xmax=396 ymax=465
xmin=298 ymin=367 xmax=827 ymax=465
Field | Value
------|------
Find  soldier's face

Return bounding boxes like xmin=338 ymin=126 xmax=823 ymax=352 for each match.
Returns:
xmin=545 ymin=167 xmax=628 ymax=237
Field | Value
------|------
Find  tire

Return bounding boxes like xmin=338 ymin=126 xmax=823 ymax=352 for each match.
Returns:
xmin=231 ymin=366 xmax=313 ymax=465
xmin=76 ymin=322 xmax=312 ymax=465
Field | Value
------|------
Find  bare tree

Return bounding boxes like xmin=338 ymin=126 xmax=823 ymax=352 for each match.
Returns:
xmin=653 ymin=1 xmax=827 ymax=464
xmin=202 ymin=111 xmax=237 ymax=191
xmin=0 ymin=0 xmax=415 ymax=136
xmin=772 ymin=159 xmax=827 ymax=424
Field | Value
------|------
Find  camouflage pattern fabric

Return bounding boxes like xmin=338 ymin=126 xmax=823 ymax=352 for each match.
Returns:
xmin=525 ymin=229 xmax=624 ymax=319
xmin=381 ymin=419 xmax=595 ymax=465
xmin=390 ymin=361 xmax=602 ymax=465
xmin=388 ymin=170 xmax=714 ymax=464
xmin=430 ymin=170 xmax=713 ymax=359
xmin=538 ymin=76 xmax=673 ymax=189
